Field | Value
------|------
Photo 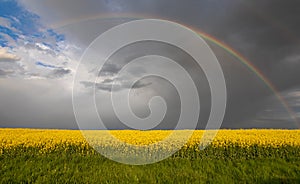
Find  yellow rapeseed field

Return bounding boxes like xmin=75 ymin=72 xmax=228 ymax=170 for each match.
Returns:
xmin=1 ymin=129 xmax=300 ymax=154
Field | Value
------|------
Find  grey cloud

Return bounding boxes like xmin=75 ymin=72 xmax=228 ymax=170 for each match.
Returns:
xmin=284 ymin=54 xmax=300 ymax=64
xmin=0 ymin=79 xmax=77 ymax=129
xmin=48 ymin=68 xmax=72 ymax=78
xmin=100 ymin=63 xmax=121 ymax=76
xmin=0 ymin=69 xmax=13 ymax=77
xmin=80 ymin=79 xmax=152 ymax=92
xmin=102 ymin=78 xmax=114 ymax=83
xmin=97 ymin=63 xmax=147 ymax=77
xmin=80 ymin=81 xmax=114 ymax=92
xmin=0 ymin=60 xmax=26 ymax=78
xmin=131 ymin=80 xmax=152 ymax=89
xmin=248 ymin=87 xmax=300 ymax=129
xmin=1 ymin=0 xmax=300 ymax=129
xmin=23 ymin=43 xmax=58 ymax=57
xmin=208 ymin=0 xmax=300 ymax=91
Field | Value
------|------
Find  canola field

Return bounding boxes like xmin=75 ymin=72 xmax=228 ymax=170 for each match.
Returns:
xmin=1 ymin=129 xmax=300 ymax=183
xmin=2 ymin=129 xmax=300 ymax=150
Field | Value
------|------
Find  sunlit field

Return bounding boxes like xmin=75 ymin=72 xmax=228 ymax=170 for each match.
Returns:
xmin=1 ymin=129 xmax=300 ymax=183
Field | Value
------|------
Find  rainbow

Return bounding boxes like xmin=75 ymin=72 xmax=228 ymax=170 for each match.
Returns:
xmin=193 ymin=29 xmax=299 ymax=127
xmin=53 ymin=13 xmax=299 ymax=127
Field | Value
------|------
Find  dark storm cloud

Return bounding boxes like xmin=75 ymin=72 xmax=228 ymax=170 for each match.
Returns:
xmin=98 ymin=63 xmax=121 ymax=76
xmin=1 ymin=0 xmax=300 ymax=129
xmin=0 ymin=79 xmax=78 ymax=129
xmin=81 ymin=81 xmax=113 ymax=92
xmin=92 ymin=62 xmax=147 ymax=78
xmin=80 ymin=79 xmax=151 ymax=92
xmin=35 ymin=0 xmax=300 ymax=90
xmin=204 ymin=0 xmax=300 ymax=91
xmin=48 ymin=68 xmax=72 ymax=78
xmin=0 ymin=69 xmax=13 ymax=77
xmin=83 ymin=61 xmax=153 ymax=92
xmin=21 ymin=0 xmax=300 ymax=90
xmin=102 ymin=78 xmax=114 ymax=83
xmin=131 ymin=80 xmax=152 ymax=89
xmin=248 ymin=87 xmax=300 ymax=129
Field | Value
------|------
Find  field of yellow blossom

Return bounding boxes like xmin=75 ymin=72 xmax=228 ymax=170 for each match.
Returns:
xmin=1 ymin=128 xmax=300 ymax=183
xmin=1 ymin=129 xmax=300 ymax=151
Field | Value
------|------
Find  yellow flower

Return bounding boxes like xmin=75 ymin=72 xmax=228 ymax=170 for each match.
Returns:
xmin=0 ymin=128 xmax=299 ymax=153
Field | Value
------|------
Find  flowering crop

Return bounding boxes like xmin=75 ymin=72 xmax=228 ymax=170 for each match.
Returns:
xmin=1 ymin=129 xmax=299 ymax=155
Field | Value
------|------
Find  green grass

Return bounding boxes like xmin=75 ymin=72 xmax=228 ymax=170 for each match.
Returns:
xmin=1 ymin=147 xmax=300 ymax=183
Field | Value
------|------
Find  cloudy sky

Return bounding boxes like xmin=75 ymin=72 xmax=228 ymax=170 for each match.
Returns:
xmin=0 ymin=0 xmax=300 ymax=129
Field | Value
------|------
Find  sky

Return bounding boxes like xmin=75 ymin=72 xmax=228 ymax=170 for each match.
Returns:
xmin=0 ymin=0 xmax=300 ymax=129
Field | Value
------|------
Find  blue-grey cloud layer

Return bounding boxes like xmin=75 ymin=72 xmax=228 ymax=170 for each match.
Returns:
xmin=0 ymin=0 xmax=299 ymax=129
